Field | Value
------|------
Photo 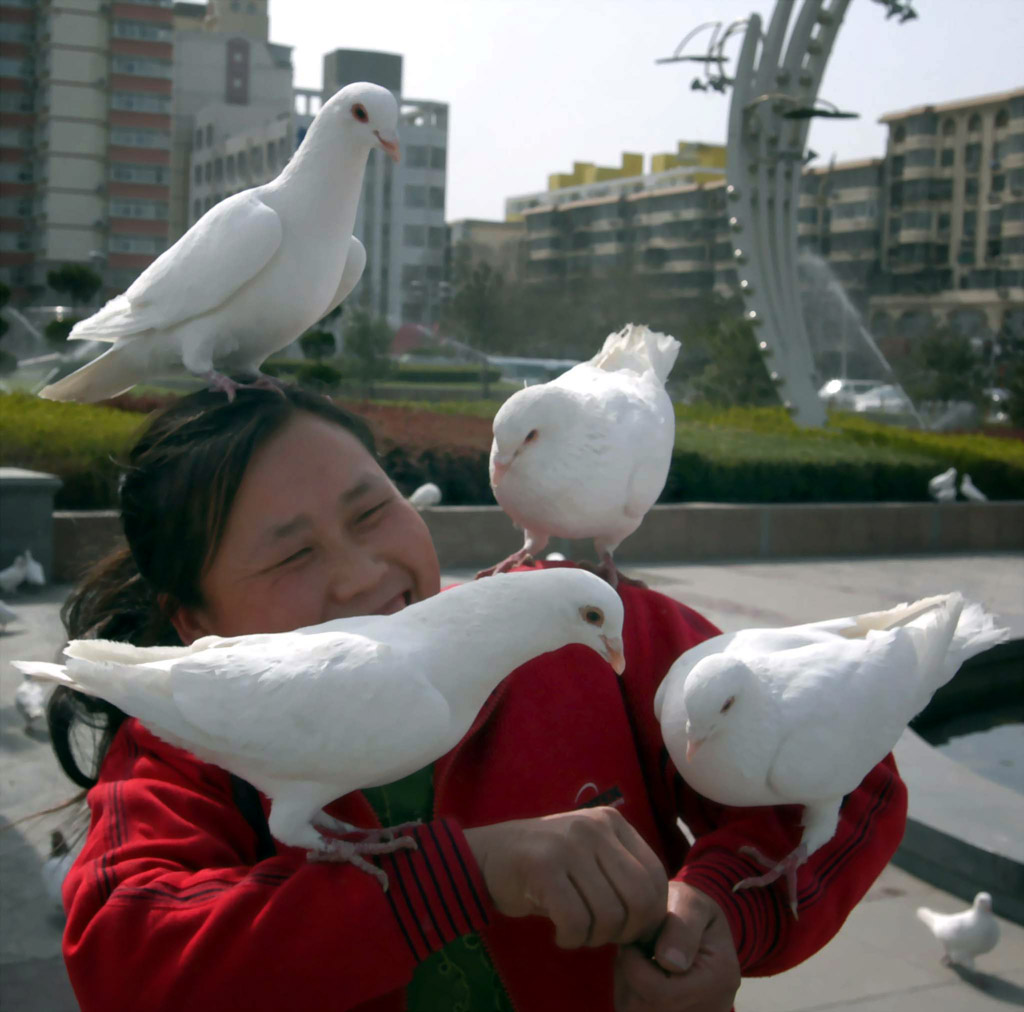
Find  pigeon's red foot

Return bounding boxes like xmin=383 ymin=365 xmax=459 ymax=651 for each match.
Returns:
xmin=577 ymin=554 xmax=647 ymax=590
xmin=308 ymin=834 xmax=418 ymax=891
xmin=204 ymin=370 xmax=242 ymax=402
xmin=476 ymin=549 xmax=535 ymax=580
xmin=733 ymin=842 xmax=808 ymax=918
xmin=240 ymin=372 xmax=288 ymax=396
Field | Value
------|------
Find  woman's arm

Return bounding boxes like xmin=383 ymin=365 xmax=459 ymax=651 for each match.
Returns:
xmin=63 ymin=721 xmax=490 ymax=1012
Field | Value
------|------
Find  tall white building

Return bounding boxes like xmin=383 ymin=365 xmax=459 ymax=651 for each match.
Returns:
xmin=322 ymin=48 xmax=448 ymax=328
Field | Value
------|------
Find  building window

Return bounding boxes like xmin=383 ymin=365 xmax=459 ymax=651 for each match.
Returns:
xmin=194 ymin=199 xmax=201 ymax=219
xmin=267 ymin=142 xmax=277 ymax=171
xmin=428 ymin=226 xmax=445 ymax=248
xmin=430 ymin=147 xmax=446 ymax=170
xmin=406 ymin=145 xmax=428 ymax=168
xmin=937 ymin=213 xmax=950 ymax=233
xmin=995 ymin=108 xmax=1009 ymax=129
xmin=194 ymin=165 xmax=202 ymax=184
xmin=963 ymin=211 xmax=977 ymax=236
xmin=111 ymin=92 xmax=171 ymax=114
xmin=214 ymin=158 xmax=223 ymax=181
xmin=404 ymin=185 xmax=426 ymax=208
xmin=940 ymin=148 xmax=954 ymax=167
xmin=206 ymin=125 xmax=213 ymax=146
xmin=238 ymin=150 xmax=247 ymax=175
xmin=942 ymin=118 xmax=955 ymax=137
xmin=403 ymin=224 xmax=426 ymax=247
xmin=204 ymin=162 xmax=212 ymax=182
xmin=965 ymin=177 xmax=979 ymax=199
xmin=251 ymin=147 xmax=263 ymax=173
xmin=967 ymin=113 xmax=981 ymax=133
xmin=965 ymin=142 xmax=982 ymax=172
xmin=892 ymin=125 xmax=906 ymax=143
xmin=428 ymin=186 xmax=444 ymax=210
xmin=195 ymin=128 xmax=202 ymax=148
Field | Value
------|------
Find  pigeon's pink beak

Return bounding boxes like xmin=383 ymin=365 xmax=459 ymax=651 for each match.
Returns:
xmin=490 ymin=453 xmax=514 ymax=487
xmin=374 ymin=130 xmax=400 ymax=163
xmin=601 ymin=635 xmax=626 ymax=676
xmin=685 ymin=738 xmax=704 ymax=763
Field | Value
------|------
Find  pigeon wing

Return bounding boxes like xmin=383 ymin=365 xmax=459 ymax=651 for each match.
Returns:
xmin=70 ymin=192 xmax=282 ymax=342
xmin=167 ymin=630 xmax=452 ymax=787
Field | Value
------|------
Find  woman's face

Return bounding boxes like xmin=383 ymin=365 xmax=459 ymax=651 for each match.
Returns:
xmin=171 ymin=412 xmax=441 ymax=642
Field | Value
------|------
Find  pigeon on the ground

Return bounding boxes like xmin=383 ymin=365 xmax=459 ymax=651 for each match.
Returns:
xmin=38 ymin=82 xmax=398 ymax=403
xmin=42 ymin=830 xmax=74 ymax=913
xmin=480 ymin=323 xmax=679 ymax=588
xmin=408 ymin=482 xmax=442 ymax=509
xmin=960 ymin=473 xmax=988 ymax=502
xmin=15 ymin=672 xmax=47 ymax=731
xmin=0 ymin=552 xmax=28 ymax=594
xmin=928 ymin=467 xmax=957 ymax=503
xmin=23 ymin=548 xmax=45 ymax=586
xmin=15 ymin=569 xmax=625 ymax=889
xmin=545 ymin=552 xmax=567 ymax=562
xmin=917 ymin=892 xmax=1000 ymax=969
xmin=0 ymin=599 xmax=18 ymax=630
xmin=654 ymin=594 xmax=1008 ymax=916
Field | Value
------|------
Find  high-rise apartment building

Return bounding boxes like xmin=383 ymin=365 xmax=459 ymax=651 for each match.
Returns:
xmin=0 ymin=0 xmax=175 ymax=297
xmin=322 ymin=48 xmax=448 ymax=328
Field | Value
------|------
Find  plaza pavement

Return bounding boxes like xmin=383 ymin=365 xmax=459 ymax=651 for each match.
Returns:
xmin=1 ymin=552 xmax=1022 ymax=1011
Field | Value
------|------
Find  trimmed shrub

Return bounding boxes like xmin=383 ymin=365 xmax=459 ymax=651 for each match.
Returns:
xmin=393 ymin=363 xmax=502 ymax=384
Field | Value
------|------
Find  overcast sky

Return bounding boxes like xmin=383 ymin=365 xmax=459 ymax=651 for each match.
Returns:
xmin=269 ymin=0 xmax=1024 ymax=221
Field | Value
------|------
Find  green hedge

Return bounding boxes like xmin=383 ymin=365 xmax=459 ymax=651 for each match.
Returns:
xmin=3 ymin=392 xmax=1022 ymax=510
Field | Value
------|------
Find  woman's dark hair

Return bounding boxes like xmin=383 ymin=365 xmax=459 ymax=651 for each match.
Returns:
xmin=48 ymin=386 xmax=376 ymax=787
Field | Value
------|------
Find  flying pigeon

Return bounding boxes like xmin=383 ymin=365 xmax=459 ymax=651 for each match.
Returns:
xmin=407 ymin=482 xmax=442 ymax=509
xmin=916 ymin=891 xmax=1000 ymax=969
xmin=0 ymin=599 xmax=18 ymax=630
xmin=959 ymin=473 xmax=988 ymax=502
xmin=928 ymin=467 xmax=957 ymax=503
xmin=42 ymin=830 xmax=74 ymax=914
xmin=15 ymin=569 xmax=625 ymax=889
xmin=654 ymin=594 xmax=1008 ymax=916
xmin=15 ymin=672 xmax=47 ymax=731
xmin=38 ymin=82 xmax=398 ymax=403
xmin=480 ymin=323 xmax=679 ymax=587
xmin=23 ymin=548 xmax=45 ymax=586
xmin=0 ymin=553 xmax=28 ymax=595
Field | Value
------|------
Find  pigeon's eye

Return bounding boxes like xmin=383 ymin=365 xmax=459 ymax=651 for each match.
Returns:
xmin=525 ymin=429 xmax=538 ymax=443
xmin=580 ymin=606 xmax=604 ymax=625
xmin=352 ymin=104 xmax=369 ymax=123
xmin=720 ymin=695 xmax=735 ymax=714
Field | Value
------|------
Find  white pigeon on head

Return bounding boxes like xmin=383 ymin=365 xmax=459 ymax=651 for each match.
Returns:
xmin=959 ymin=473 xmax=988 ymax=502
xmin=15 ymin=672 xmax=47 ymax=730
xmin=23 ymin=548 xmax=45 ymax=586
xmin=928 ymin=466 xmax=957 ymax=502
xmin=480 ymin=323 xmax=679 ymax=588
xmin=654 ymin=593 xmax=1008 ymax=916
xmin=39 ymin=82 xmax=398 ymax=403
xmin=15 ymin=568 xmax=625 ymax=890
xmin=916 ymin=891 xmax=1000 ymax=969
xmin=0 ymin=552 xmax=28 ymax=595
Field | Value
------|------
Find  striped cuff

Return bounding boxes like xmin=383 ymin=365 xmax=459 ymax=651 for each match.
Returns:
xmin=376 ymin=819 xmax=492 ymax=963
xmin=677 ymin=850 xmax=787 ymax=972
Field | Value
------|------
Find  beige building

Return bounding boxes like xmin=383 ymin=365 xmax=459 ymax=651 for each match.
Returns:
xmin=0 ymin=0 xmax=176 ymax=297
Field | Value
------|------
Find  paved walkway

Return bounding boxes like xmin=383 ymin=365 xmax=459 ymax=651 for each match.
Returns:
xmin=1 ymin=553 xmax=1022 ymax=1010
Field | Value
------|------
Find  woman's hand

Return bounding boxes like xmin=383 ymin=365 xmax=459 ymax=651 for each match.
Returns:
xmin=614 ymin=881 xmax=741 ymax=1012
xmin=463 ymin=806 xmax=668 ymax=949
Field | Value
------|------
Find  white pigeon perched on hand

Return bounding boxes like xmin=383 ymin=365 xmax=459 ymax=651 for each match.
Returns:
xmin=928 ymin=466 xmax=957 ymax=503
xmin=959 ymin=473 xmax=988 ymax=502
xmin=654 ymin=593 xmax=1008 ymax=916
xmin=39 ymin=82 xmax=398 ymax=403
xmin=408 ymin=482 xmax=442 ymax=509
xmin=23 ymin=548 xmax=45 ymax=586
xmin=15 ymin=672 xmax=47 ymax=731
xmin=15 ymin=569 xmax=624 ymax=889
xmin=0 ymin=552 xmax=28 ymax=595
xmin=916 ymin=891 xmax=1000 ymax=969
xmin=480 ymin=323 xmax=679 ymax=587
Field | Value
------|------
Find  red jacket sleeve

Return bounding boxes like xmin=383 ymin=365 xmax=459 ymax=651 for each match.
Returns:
xmin=617 ymin=584 xmax=908 ymax=977
xmin=63 ymin=720 xmax=491 ymax=1012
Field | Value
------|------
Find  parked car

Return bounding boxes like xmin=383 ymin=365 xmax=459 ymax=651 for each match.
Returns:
xmin=851 ymin=383 xmax=915 ymax=415
xmin=817 ymin=378 xmax=884 ymax=411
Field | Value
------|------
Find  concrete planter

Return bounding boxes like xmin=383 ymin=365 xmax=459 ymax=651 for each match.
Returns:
xmin=0 ymin=467 xmax=63 ymax=578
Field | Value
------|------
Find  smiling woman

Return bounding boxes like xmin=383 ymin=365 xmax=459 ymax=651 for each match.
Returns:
xmin=47 ymin=385 xmax=907 ymax=1012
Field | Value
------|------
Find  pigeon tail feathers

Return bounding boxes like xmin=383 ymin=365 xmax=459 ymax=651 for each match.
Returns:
xmin=11 ymin=661 xmax=74 ymax=686
xmin=947 ymin=600 xmax=1010 ymax=677
xmin=66 ymin=295 xmax=138 ymax=342
xmin=39 ymin=342 xmax=146 ymax=402
xmin=589 ymin=323 xmax=680 ymax=385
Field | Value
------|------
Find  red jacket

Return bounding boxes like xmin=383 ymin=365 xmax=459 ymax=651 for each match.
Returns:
xmin=63 ymin=572 xmax=907 ymax=1011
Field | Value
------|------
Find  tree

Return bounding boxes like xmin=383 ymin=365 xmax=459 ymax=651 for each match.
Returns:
xmin=47 ymin=263 xmax=102 ymax=308
xmin=343 ymin=310 xmax=393 ymax=396
xmin=690 ymin=312 xmax=777 ymax=407
xmin=44 ymin=317 xmax=78 ymax=348
xmin=891 ymin=328 xmax=986 ymax=406
xmin=299 ymin=329 xmax=335 ymax=361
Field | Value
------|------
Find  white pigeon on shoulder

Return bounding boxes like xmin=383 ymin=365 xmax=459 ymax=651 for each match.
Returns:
xmin=480 ymin=323 xmax=679 ymax=587
xmin=0 ymin=552 xmax=28 ymax=595
xmin=916 ymin=891 xmax=1000 ymax=969
xmin=15 ymin=569 xmax=625 ymax=889
xmin=654 ymin=593 xmax=1008 ymax=916
xmin=39 ymin=82 xmax=397 ymax=403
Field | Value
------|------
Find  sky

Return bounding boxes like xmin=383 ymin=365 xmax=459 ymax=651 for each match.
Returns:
xmin=269 ymin=0 xmax=1024 ymax=222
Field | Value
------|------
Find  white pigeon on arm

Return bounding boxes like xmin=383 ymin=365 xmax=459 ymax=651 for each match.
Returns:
xmin=15 ymin=568 xmax=625 ymax=890
xmin=39 ymin=82 xmax=397 ymax=403
xmin=916 ymin=891 xmax=1000 ymax=969
xmin=480 ymin=323 xmax=679 ymax=588
xmin=654 ymin=593 xmax=1008 ymax=916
